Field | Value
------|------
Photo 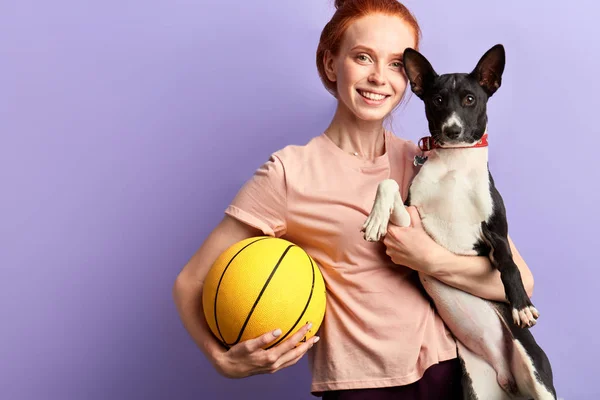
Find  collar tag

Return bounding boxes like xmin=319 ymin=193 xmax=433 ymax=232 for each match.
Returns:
xmin=413 ymin=154 xmax=428 ymax=166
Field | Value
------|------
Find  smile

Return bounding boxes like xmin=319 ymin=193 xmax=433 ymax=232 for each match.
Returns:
xmin=357 ymin=89 xmax=390 ymax=104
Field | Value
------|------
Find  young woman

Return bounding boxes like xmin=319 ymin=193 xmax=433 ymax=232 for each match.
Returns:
xmin=173 ymin=1 xmax=534 ymax=398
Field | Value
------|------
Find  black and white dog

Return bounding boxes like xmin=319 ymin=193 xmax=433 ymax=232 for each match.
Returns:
xmin=362 ymin=45 xmax=557 ymax=399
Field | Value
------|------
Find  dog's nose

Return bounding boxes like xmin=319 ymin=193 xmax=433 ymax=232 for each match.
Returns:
xmin=443 ymin=124 xmax=462 ymax=139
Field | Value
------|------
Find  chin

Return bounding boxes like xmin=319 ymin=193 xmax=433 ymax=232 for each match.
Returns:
xmin=352 ymin=105 xmax=393 ymax=122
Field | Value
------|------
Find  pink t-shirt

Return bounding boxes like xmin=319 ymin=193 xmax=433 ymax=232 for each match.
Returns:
xmin=224 ymin=131 xmax=457 ymax=395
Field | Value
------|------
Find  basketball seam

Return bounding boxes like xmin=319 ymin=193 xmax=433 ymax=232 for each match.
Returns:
xmin=231 ymin=244 xmax=295 ymax=346
xmin=213 ymin=236 xmax=269 ymax=348
xmin=265 ymin=248 xmax=316 ymax=350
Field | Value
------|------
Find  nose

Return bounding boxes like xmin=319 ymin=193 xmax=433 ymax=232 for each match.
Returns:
xmin=443 ymin=124 xmax=462 ymax=139
xmin=368 ymin=65 xmax=386 ymax=86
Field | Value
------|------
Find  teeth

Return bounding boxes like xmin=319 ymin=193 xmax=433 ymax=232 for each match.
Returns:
xmin=359 ymin=90 xmax=386 ymax=101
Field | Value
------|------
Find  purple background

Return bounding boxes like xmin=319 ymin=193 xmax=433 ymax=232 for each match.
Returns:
xmin=1 ymin=0 xmax=598 ymax=399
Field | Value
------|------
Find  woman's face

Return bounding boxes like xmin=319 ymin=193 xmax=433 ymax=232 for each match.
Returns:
xmin=325 ymin=14 xmax=416 ymax=122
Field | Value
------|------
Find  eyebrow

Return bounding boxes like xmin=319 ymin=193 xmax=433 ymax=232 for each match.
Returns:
xmin=350 ymin=45 xmax=404 ymax=59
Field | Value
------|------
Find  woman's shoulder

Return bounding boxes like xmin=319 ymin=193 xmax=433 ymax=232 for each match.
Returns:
xmin=386 ymin=131 xmax=421 ymax=160
xmin=387 ymin=130 xmax=418 ymax=149
xmin=270 ymin=133 xmax=329 ymax=164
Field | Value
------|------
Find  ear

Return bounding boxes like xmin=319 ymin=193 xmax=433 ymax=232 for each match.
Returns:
xmin=471 ymin=44 xmax=505 ymax=96
xmin=323 ymin=50 xmax=337 ymax=82
xmin=403 ymin=48 xmax=438 ymax=98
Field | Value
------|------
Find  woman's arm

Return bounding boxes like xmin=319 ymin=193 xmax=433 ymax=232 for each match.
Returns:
xmin=172 ymin=215 xmax=263 ymax=372
xmin=382 ymin=206 xmax=534 ymax=302
xmin=173 ymin=215 xmax=317 ymax=378
xmin=425 ymin=235 xmax=534 ymax=302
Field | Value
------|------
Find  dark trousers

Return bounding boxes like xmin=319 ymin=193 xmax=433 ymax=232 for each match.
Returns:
xmin=321 ymin=358 xmax=463 ymax=400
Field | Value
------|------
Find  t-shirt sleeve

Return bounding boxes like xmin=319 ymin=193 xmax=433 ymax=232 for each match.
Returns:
xmin=224 ymin=154 xmax=287 ymax=237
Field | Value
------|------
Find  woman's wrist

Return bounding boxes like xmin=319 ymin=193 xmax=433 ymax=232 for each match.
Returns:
xmin=423 ymin=244 xmax=459 ymax=279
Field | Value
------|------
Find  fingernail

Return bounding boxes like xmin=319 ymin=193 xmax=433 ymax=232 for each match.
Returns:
xmin=273 ymin=329 xmax=282 ymax=337
xmin=307 ymin=322 xmax=313 ymax=329
xmin=313 ymin=336 xmax=320 ymax=344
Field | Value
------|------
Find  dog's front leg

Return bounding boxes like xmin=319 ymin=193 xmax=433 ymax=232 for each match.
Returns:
xmin=482 ymin=224 xmax=539 ymax=328
xmin=362 ymin=179 xmax=411 ymax=242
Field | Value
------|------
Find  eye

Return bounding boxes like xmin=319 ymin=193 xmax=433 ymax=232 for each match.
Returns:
xmin=391 ymin=61 xmax=403 ymax=69
xmin=356 ymin=54 xmax=372 ymax=63
xmin=432 ymin=95 xmax=443 ymax=106
xmin=463 ymin=95 xmax=476 ymax=106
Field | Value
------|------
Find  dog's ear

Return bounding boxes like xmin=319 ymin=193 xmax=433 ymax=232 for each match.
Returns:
xmin=403 ymin=48 xmax=438 ymax=98
xmin=471 ymin=44 xmax=505 ymax=97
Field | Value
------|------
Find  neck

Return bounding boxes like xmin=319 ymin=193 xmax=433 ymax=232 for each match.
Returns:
xmin=432 ymin=145 xmax=489 ymax=171
xmin=324 ymin=104 xmax=386 ymax=160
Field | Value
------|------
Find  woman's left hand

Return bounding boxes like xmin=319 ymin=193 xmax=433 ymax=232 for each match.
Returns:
xmin=382 ymin=206 xmax=450 ymax=274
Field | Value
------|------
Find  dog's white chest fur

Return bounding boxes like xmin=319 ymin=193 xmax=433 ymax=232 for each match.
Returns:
xmin=410 ymin=148 xmax=493 ymax=255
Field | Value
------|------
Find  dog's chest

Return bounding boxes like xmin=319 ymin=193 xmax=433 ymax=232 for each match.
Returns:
xmin=409 ymin=149 xmax=493 ymax=255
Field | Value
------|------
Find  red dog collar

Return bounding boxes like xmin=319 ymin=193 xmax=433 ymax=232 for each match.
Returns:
xmin=418 ymin=133 xmax=489 ymax=151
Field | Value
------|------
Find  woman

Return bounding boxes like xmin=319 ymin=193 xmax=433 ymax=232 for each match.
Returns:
xmin=173 ymin=0 xmax=534 ymax=398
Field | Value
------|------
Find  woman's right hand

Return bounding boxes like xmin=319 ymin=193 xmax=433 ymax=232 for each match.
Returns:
xmin=214 ymin=322 xmax=319 ymax=378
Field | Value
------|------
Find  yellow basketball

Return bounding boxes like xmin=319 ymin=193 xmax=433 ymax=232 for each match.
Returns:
xmin=202 ymin=236 xmax=327 ymax=349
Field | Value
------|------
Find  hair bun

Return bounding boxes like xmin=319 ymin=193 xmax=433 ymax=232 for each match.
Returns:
xmin=335 ymin=0 xmax=348 ymax=9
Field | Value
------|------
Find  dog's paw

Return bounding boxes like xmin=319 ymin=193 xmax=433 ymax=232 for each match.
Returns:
xmin=511 ymin=305 xmax=539 ymax=328
xmin=361 ymin=180 xmax=398 ymax=242
xmin=361 ymin=208 xmax=390 ymax=242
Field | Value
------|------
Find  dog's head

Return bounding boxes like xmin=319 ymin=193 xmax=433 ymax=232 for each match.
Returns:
xmin=403 ymin=44 xmax=505 ymax=146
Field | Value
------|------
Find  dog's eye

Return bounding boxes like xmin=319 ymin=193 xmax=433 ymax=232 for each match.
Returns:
xmin=463 ymin=95 xmax=475 ymax=106
xmin=433 ymin=95 xmax=443 ymax=105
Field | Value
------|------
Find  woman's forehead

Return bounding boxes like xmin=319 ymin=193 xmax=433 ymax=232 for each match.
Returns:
xmin=341 ymin=14 xmax=416 ymax=54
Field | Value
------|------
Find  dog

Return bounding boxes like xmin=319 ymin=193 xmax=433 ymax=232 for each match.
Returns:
xmin=362 ymin=44 xmax=557 ymax=399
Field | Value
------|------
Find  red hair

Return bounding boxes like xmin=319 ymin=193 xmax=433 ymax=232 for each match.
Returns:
xmin=316 ymin=0 xmax=421 ymax=96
